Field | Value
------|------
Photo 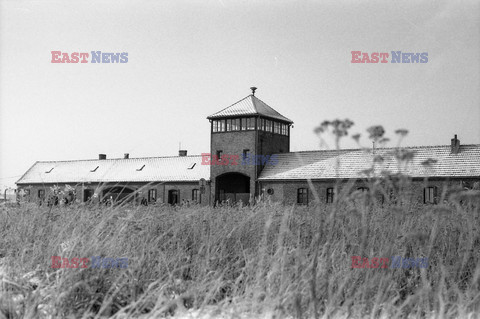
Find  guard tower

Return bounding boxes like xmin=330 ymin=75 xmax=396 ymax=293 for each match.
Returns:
xmin=207 ymin=87 xmax=293 ymax=204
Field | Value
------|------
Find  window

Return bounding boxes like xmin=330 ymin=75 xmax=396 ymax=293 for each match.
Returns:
xmin=226 ymin=119 xmax=232 ymax=131
xmin=148 ymin=189 xmax=157 ymax=202
xmin=192 ymin=189 xmax=200 ymax=203
xmin=326 ymin=188 xmax=334 ymax=203
xmin=243 ymin=149 xmax=250 ymax=160
xmin=38 ymin=189 xmax=45 ymax=200
xmin=297 ymin=188 xmax=308 ymax=205
xmin=258 ymin=118 xmax=265 ymax=131
xmin=216 ymin=150 xmax=223 ymax=165
xmin=219 ymin=120 xmax=225 ymax=132
xmin=232 ymin=118 xmax=240 ymax=131
xmin=424 ymin=186 xmax=437 ymax=204
xmin=213 ymin=120 xmax=218 ymax=132
xmin=241 ymin=118 xmax=247 ymax=131
xmin=265 ymin=120 xmax=273 ymax=132
xmin=246 ymin=118 xmax=255 ymax=130
xmin=274 ymin=121 xmax=281 ymax=134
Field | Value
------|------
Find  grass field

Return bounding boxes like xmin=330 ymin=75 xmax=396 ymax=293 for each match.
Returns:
xmin=1 ymin=181 xmax=479 ymax=319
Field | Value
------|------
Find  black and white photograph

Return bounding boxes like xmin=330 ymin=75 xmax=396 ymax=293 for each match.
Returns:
xmin=1 ymin=0 xmax=479 ymax=318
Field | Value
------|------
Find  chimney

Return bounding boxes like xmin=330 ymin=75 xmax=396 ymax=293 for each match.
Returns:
xmin=179 ymin=150 xmax=187 ymax=157
xmin=99 ymin=154 xmax=106 ymax=160
xmin=124 ymin=153 xmax=129 ymax=159
xmin=250 ymin=86 xmax=257 ymax=96
xmin=451 ymin=134 xmax=460 ymax=154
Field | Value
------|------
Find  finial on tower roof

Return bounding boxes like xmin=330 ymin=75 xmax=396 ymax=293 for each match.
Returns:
xmin=250 ymin=87 xmax=257 ymax=96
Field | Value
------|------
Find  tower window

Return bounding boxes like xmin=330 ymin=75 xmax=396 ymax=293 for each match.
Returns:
xmin=216 ymin=150 xmax=223 ymax=164
xmin=232 ymin=118 xmax=240 ymax=131
xmin=243 ymin=149 xmax=250 ymax=159
xmin=265 ymin=120 xmax=273 ymax=133
xmin=297 ymin=188 xmax=308 ymax=205
xmin=258 ymin=118 xmax=265 ymax=131
xmin=219 ymin=120 xmax=225 ymax=132
xmin=243 ymin=117 xmax=255 ymax=131
xmin=226 ymin=119 xmax=232 ymax=131
xmin=247 ymin=118 xmax=255 ymax=130
xmin=273 ymin=121 xmax=279 ymax=134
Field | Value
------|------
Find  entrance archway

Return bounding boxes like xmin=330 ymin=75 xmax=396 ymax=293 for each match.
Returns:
xmin=216 ymin=173 xmax=250 ymax=204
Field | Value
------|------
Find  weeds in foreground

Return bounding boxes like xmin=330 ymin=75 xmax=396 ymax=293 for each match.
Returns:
xmin=0 ymin=187 xmax=479 ymax=318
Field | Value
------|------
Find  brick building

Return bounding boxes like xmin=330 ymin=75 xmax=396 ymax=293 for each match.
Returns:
xmin=16 ymin=88 xmax=480 ymax=206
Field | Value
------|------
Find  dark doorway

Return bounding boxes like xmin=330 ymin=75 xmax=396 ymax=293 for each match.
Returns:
xmin=216 ymin=173 xmax=250 ymax=203
xmin=168 ymin=190 xmax=179 ymax=205
xmin=102 ymin=186 xmax=135 ymax=204
xmin=84 ymin=189 xmax=94 ymax=202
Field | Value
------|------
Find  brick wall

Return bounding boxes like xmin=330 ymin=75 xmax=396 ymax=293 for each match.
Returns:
xmin=259 ymin=177 xmax=480 ymax=206
xmin=17 ymin=181 xmax=211 ymax=206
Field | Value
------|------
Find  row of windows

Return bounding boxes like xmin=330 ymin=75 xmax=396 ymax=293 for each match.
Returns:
xmin=31 ymin=188 xmax=200 ymax=204
xmin=147 ymin=188 xmax=201 ymax=204
xmin=296 ymin=186 xmax=439 ymax=205
xmin=296 ymin=187 xmax=339 ymax=205
xmin=212 ymin=117 xmax=289 ymax=135
xmin=28 ymin=185 xmax=439 ymax=205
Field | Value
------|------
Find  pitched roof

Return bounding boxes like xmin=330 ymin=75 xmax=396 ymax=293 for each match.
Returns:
xmin=258 ymin=145 xmax=480 ymax=180
xmin=207 ymin=95 xmax=293 ymax=124
xmin=16 ymin=156 xmax=210 ymax=184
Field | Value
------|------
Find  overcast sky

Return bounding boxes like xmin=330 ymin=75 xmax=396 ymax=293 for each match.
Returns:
xmin=1 ymin=0 xmax=479 ymax=189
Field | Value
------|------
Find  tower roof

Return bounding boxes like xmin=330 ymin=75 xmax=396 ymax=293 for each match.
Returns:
xmin=207 ymin=94 xmax=293 ymax=124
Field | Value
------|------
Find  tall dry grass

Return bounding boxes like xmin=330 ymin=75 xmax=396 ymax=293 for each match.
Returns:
xmin=0 ymin=182 xmax=479 ymax=318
